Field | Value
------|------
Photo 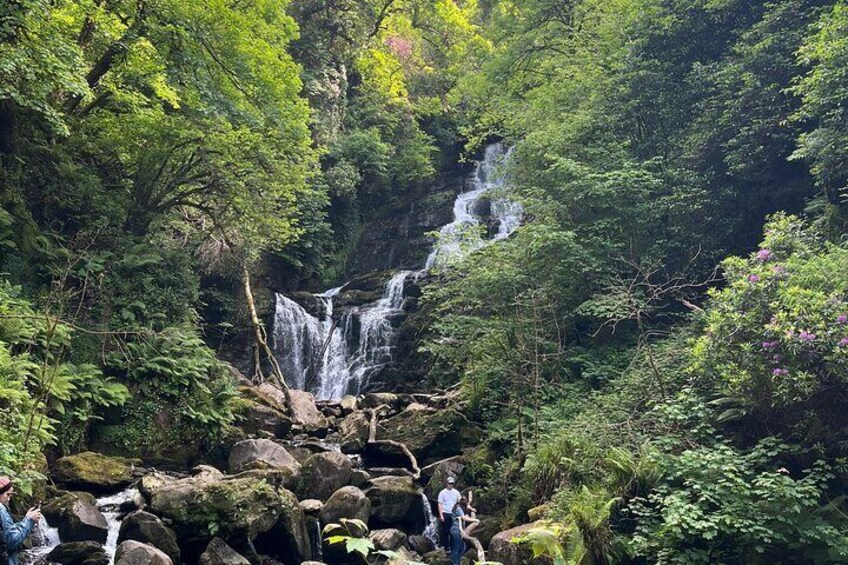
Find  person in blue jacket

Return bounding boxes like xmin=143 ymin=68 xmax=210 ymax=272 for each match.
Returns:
xmin=0 ymin=477 xmax=42 ymax=565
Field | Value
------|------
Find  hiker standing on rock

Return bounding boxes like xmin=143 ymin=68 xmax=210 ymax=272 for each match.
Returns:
xmin=0 ymin=477 xmax=42 ymax=565
xmin=438 ymin=476 xmax=461 ymax=550
xmin=450 ymin=497 xmax=479 ymax=565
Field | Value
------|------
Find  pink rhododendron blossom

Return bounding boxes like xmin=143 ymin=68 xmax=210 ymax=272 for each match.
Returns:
xmin=773 ymin=368 xmax=788 ymax=376
xmin=748 ymin=274 xmax=760 ymax=282
xmin=757 ymin=249 xmax=773 ymax=262
xmin=838 ymin=315 xmax=848 ymax=325
xmin=799 ymin=331 xmax=816 ymax=342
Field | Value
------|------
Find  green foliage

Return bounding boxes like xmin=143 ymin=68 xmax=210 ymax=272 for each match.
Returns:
xmin=693 ymin=214 xmax=848 ymax=437
xmin=629 ymin=441 xmax=848 ymax=564
xmin=100 ymin=326 xmax=236 ymax=457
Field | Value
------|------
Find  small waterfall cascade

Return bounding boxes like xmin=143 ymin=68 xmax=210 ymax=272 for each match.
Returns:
xmin=273 ymin=271 xmax=412 ymax=400
xmin=425 ymin=142 xmax=521 ymax=269
xmin=273 ymin=142 xmax=520 ymax=401
xmin=421 ymin=493 xmax=440 ymax=545
xmin=21 ymin=517 xmax=60 ymax=564
xmin=96 ymin=486 xmax=139 ymax=564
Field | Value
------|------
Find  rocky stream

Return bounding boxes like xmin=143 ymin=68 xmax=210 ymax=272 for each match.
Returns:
xmin=19 ymin=144 xmax=544 ymax=565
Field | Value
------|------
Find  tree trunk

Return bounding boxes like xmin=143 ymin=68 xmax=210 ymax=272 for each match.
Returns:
xmin=242 ymin=267 xmax=291 ymax=400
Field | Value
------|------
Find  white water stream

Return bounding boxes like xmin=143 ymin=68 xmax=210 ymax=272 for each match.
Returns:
xmin=273 ymin=142 xmax=521 ymax=401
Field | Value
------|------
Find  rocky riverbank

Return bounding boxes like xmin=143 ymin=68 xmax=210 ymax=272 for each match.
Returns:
xmin=23 ymin=385 xmax=548 ymax=565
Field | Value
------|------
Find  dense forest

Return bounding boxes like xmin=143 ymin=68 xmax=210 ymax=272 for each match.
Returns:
xmin=3 ymin=0 xmax=848 ymax=564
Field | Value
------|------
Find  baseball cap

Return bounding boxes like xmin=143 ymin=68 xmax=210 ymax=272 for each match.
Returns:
xmin=447 ymin=476 xmax=456 ymax=484
xmin=0 ymin=477 xmax=12 ymax=494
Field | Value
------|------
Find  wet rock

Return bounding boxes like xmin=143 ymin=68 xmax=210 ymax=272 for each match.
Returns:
xmin=340 ymin=395 xmax=358 ymax=415
xmin=488 ymin=523 xmax=551 ymax=565
xmin=149 ymin=477 xmax=284 ymax=545
xmin=379 ymin=409 xmax=483 ymax=464
xmin=298 ymin=452 xmax=352 ymax=501
xmin=364 ymin=476 xmax=422 ymax=530
xmin=349 ymin=469 xmax=370 ymax=488
xmin=228 ymin=439 xmax=301 ymax=474
xmin=234 ymin=400 xmax=292 ymax=438
xmin=287 ymin=389 xmax=329 ymax=432
xmin=42 ymin=492 xmax=108 ymax=543
xmin=360 ymin=393 xmax=400 ymax=411
xmin=421 ymin=549 xmax=452 ymax=565
xmin=47 ymin=541 xmax=109 ymax=565
xmin=198 ymin=538 xmax=250 ymax=565
xmin=225 ymin=467 xmax=299 ymax=492
xmin=363 ymin=442 xmax=415 ymax=473
xmin=115 ymin=540 xmax=173 ymax=565
xmin=319 ymin=486 xmax=370 ymax=525
xmin=408 ymin=535 xmax=436 ymax=556
xmin=253 ymin=488 xmax=312 ymax=565
xmin=473 ymin=516 xmax=504 ymax=550
xmin=138 ymin=472 xmax=176 ymax=502
xmin=118 ymin=511 xmax=180 ymax=564
xmin=52 ymin=452 xmax=139 ymax=492
xmin=299 ymin=499 xmax=323 ymax=516
xmin=370 ymin=529 xmax=407 ymax=551
xmin=339 ymin=412 xmax=370 ymax=454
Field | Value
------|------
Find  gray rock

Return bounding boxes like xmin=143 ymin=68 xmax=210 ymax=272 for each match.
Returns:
xmin=117 ymin=511 xmax=180 ymax=564
xmin=228 ymin=439 xmax=301 ymax=474
xmin=51 ymin=452 xmax=139 ymax=492
xmin=198 ymin=538 xmax=250 ymax=565
xmin=287 ymin=389 xmax=329 ymax=431
xmin=365 ymin=476 xmax=422 ymax=530
xmin=339 ymin=412 xmax=370 ymax=454
xmin=349 ymin=469 xmax=370 ymax=488
xmin=319 ymin=486 xmax=371 ymax=525
xmin=253 ymin=489 xmax=312 ymax=564
xmin=340 ymin=395 xmax=358 ymax=415
xmin=488 ymin=523 xmax=551 ymax=565
xmin=408 ymin=535 xmax=436 ymax=556
xmin=114 ymin=541 xmax=172 ymax=565
xmin=300 ymin=499 xmax=323 ymax=515
xmin=47 ymin=541 xmax=109 ymax=565
xmin=42 ymin=493 xmax=108 ymax=544
xmin=370 ymin=528 xmax=407 ymax=551
xmin=299 ymin=452 xmax=352 ymax=501
xmin=360 ymin=393 xmax=400 ymax=411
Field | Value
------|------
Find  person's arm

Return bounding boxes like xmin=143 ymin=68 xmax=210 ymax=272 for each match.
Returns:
xmin=437 ymin=492 xmax=445 ymax=521
xmin=0 ymin=521 xmax=8 ymax=565
xmin=0 ymin=507 xmax=34 ymax=552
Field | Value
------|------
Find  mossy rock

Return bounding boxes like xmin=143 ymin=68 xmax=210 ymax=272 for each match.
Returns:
xmin=378 ymin=408 xmax=483 ymax=465
xmin=52 ymin=452 xmax=140 ymax=491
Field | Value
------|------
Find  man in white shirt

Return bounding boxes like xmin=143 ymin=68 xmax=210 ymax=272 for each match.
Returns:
xmin=437 ymin=476 xmax=461 ymax=550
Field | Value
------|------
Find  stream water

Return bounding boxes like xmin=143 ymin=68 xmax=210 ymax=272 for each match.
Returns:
xmin=273 ymin=142 xmax=520 ymax=401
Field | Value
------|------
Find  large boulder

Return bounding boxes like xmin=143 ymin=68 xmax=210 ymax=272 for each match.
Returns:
xmin=198 ymin=538 xmax=250 ymax=565
xmin=423 ymin=458 xmax=466 ymax=500
xmin=360 ymin=393 xmax=400 ymax=411
xmin=42 ymin=493 xmax=108 ymax=543
xmin=407 ymin=535 xmax=436 ymax=556
xmin=339 ymin=412 xmax=370 ymax=454
xmin=52 ymin=452 xmax=139 ymax=491
xmin=370 ymin=529 xmax=407 ymax=551
xmin=378 ymin=409 xmax=482 ymax=464
xmin=118 ymin=511 xmax=180 ymax=564
xmin=149 ymin=477 xmax=284 ymax=546
xmin=235 ymin=399 xmax=292 ymax=438
xmin=488 ymin=523 xmax=551 ymax=565
xmin=47 ymin=541 xmax=109 ymax=565
xmin=298 ymin=452 xmax=352 ymax=501
xmin=318 ymin=486 xmax=371 ymax=525
xmin=340 ymin=395 xmax=358 ymax=415
xmin=253 ymin=488 xmax=312 ymax=565
xmin=365 ymin=476 xmax=423 ymax=530
xmin=115 ymin=541 xmax=173 ymax=565
xmin=227 ymin=439 xmax=301 ymax=474
xmin=286 ymin=389 xmax=328 ymax=431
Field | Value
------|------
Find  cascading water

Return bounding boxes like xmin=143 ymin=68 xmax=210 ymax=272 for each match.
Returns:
xmin=21 ymin=517 xmax=60 ymax=565
xmin=425 ymin=143 xmax=520 ymax=269
xmin=273 ymin=271 xmax=412 ymax=400
xmin=421 ymin=493 xmax=441 ymax=546
xmin=97 ymin=486 xmax=139 ymax=564
xmin=273 ymin=142 xmax=520 ymax=401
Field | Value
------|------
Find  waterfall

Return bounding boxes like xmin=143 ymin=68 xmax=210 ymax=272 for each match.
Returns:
xmin=96 ymin=486 xmax=139 ymax=564
xmin=21 ymin=517 xmax=60 ymax=564
xmin=272 ymin=142 xmax=520 ymax=400
xmin=273 ymin=271 xmax=411 ymax=400
xmin=421 ymin=493 xmax=440 ymax=546
xmin=425 ymin=143 xmax=521 ymax=269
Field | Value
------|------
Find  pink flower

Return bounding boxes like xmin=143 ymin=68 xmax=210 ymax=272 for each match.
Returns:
xmin=773 ymin=368 xmax=789 ymax=376
xmin=773 ymin=265 xmax=787 ymax=277
xmin=762 ymin=341 xmax=778 ymax=350
xmin=757 ymin=249 xmax=773 ymax=262
xmin=837 ymin=315 xmax=848 ymax=325
xmin=840 ymin=338 xmax=848 ymax=347
xmin=748 ymin=274 xmax=761 ymax=283
xmin=799 ymin=331 xmax=817 ymax=342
